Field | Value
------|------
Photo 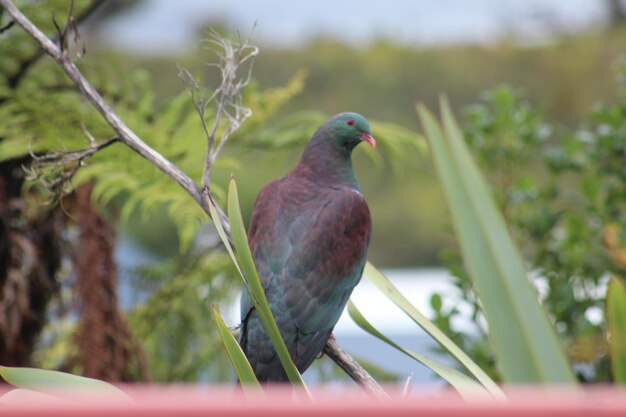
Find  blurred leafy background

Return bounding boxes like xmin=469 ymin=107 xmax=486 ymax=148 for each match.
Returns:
xmin=1 ymin=0 xmax=626 ymax=386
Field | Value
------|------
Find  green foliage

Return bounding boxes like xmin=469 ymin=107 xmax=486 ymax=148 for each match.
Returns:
xmin=0 ymin=2 xmax=126 ymax=160
xmin=463 ymin=85 xmax=552 ymax=209
xmin=418 ymin=99 xmax=575 ymax=384
xmin=126 ymin=251 xmax=238 ymax=382
xmin=249 ymin=31 xmax=626 ymax=128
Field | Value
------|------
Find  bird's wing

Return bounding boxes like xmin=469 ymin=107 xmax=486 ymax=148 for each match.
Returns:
xmin=278 ymin=187 xmax=370 ymax=371
xmin=241 ymin=180 xmax=370 ymax=374
xmin=282 ymin=187 xmax=371 ymax=336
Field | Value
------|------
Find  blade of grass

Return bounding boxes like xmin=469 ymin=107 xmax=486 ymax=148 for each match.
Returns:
xmin=207 ymin=179 xmax=309 ymax=395
xmin=211 ymin=306 xmax=262 ymax=391
xmin=363 ymin=262 xmax=504 ymax=399
xmin=416 ymin=100 xmax=575 ymax=384
xmin=607 ymin=277 xmax=626 ymax=383
xmin=207 ymin=193 xmax=245 ymax=280
xmin=347 ymin=301 xmax=491 ymax=401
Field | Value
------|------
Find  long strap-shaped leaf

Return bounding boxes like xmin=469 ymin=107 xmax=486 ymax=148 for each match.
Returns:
xmin=211 ymin=306 xmax=262 ymax=392
xmin=347 ymin=301 xmax=491 ymax=401
xmin=417 ymin=100 xmax=575 ymax=384
xmin=607 ymin=277 xmax=626 ymax=383
xmin=0 ymin=366 xmax=131 ymax=401
xmin=363 ymin=262 xmax=504 ymax=399
xmin=207 ymin=179 xmax=310 ymax=396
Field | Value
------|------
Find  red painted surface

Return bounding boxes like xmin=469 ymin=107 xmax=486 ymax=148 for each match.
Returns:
xmin=1 ymin=386 xmax=625 ymax=416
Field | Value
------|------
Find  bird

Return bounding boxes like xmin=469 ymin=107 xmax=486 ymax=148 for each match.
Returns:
xmin=239 ymin=112 xmax=376 ymax=382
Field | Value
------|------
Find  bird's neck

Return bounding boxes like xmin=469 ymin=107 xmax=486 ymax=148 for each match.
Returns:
xmin=295 ymin=140 xmax=360 ymax=191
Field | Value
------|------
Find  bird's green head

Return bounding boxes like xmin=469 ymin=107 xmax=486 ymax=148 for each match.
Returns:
xmin=300 ymin=112 xmax=376 ymax=185
xmin=324 ymin=112 xmax=376 ymax=151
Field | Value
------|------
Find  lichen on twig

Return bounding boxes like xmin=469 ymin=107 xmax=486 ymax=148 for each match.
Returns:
xmin=25 ymin=130 xmax=118 ymax=203
xmin=178 ymin=28 xmax=258 ymax=190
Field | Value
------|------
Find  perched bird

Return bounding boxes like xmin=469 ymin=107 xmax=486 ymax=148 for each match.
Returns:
xmin=240 ymin=112 xmax=376 ymax=382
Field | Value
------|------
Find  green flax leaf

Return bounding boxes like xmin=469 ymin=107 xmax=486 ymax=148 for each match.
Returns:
xmin=0 ymin=366 xmax=130 ymax=400
xmin=211 ymin=306 xmax=262 ymax=391
xmin=416 ymin=99 xmax=575 ymax=384
xmin=363 ymin=262 xmax=504 ymax=399
xmin=347 ymin=301 xmax=490 ymax=400
xmin=607 ymin=277 xmax=626 ymax=383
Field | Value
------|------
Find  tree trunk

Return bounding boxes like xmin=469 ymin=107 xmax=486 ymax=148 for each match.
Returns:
xmin=70 ymin=183 xmax=150 ymax=382
xmin=0 ymin=157 xmax=62 ymax=366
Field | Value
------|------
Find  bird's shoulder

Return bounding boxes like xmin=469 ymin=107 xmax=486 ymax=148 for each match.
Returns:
xmin=248 ymin=176 xmax=285 ymax=239
xmin=251 ymin=174 xmax=369 ymax=231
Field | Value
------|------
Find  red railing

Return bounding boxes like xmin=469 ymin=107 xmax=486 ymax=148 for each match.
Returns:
xmin=1 ymin=386 xmax=626 ymax=416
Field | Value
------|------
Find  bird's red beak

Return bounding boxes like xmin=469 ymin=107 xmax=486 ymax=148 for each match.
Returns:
xmin=361 ymin=133 xmax=376 ymax=148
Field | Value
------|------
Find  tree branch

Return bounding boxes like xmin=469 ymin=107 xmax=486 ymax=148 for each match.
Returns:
xmin=5 ymin=0 xmax=106 ymax=89
xmin=0 ymin=0 xmax=388 ymax=398
xmin=324 ymin=336 xmax=390 ymax=399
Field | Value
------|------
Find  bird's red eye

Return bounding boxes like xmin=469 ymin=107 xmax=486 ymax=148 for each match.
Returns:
xmin=346 ymin=119 xmax=355 ymax=126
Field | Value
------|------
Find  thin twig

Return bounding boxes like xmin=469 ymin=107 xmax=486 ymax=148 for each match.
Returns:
xmin=50 ymin=0 xmax=85 ymax=59
xmin=26 ymin=133 xmax=118 ymax=202
xmin=0 ymin=18 xmax=14 ymax=33
xmin=1 ymin=0 xmax=388 ymax=397
xmin=31 ymin=134 xmax=117 ymax=166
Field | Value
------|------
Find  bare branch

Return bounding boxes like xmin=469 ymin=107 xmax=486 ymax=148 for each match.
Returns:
xmin=324 ymin=335 xmax=390 ymax=399
xmin=1 ymin=0 xmax=386 ymax=396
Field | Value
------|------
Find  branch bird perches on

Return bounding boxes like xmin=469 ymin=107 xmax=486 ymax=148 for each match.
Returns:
xmin=0 ymin=0 xmax=388 ymax=398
